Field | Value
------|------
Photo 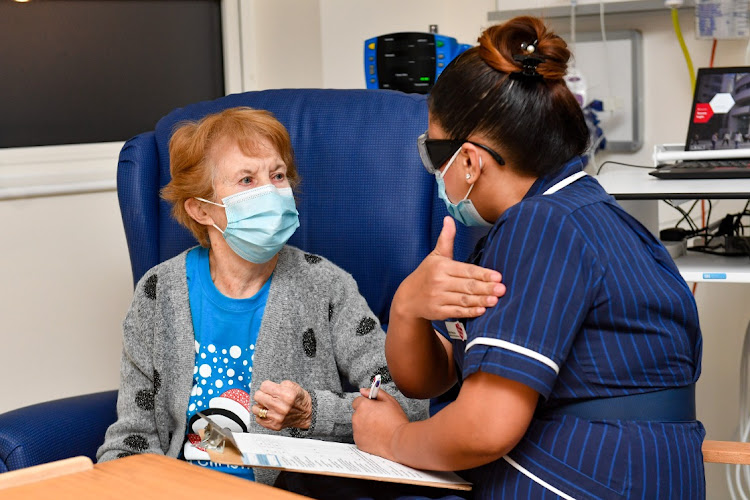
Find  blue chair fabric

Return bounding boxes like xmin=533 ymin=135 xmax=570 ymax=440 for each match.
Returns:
xmin=0 ymin=391 xmax=117 ymax=473
xmin=0 ymin=89 xmax=486 ymax=473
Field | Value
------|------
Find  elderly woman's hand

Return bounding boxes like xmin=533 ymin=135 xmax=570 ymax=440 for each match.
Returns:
xmin=393 ymin=216 xmax=505 ymax=321
xmin=252 ymin=380 xmax=313 ymax=431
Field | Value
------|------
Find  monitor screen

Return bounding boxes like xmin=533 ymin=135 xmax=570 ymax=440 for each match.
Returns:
xmin=686 ymin=67 xmax=750 ymax=152
xmin=0 ymin=0 xmax=224 ymax=149
xmin=376 ymin=33 xmax=436 ymax=94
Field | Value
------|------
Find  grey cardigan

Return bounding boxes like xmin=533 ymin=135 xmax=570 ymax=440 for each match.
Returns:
xmin=96 ymin=245 xmax=428 ymax=485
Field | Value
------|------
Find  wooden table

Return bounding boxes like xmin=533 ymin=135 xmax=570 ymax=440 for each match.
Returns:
xmin=0 ymin=453 xmax=309 ymax=499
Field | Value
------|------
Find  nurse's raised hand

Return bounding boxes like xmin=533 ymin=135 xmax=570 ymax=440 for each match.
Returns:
xmin=393 ymin=216 xmax=505 ymax=320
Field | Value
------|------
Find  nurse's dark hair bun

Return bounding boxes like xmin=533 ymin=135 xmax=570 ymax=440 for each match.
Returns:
xmin=428 ymin=15 xmax=588 ymax=177
xmin=477 ymin=16 xmax=570 ymax=81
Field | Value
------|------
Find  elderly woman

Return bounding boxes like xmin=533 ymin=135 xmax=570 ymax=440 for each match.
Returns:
xmin=96 ymin=107 xmax=428 ymax=485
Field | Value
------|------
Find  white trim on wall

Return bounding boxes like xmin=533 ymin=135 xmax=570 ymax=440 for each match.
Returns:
xmin=238 ymin=0 xmax=259 ymax=91
xmin=0 ymin=142 xmax=122 ymax=201
xmin=222 ymin=0 xmax=245 ymax=95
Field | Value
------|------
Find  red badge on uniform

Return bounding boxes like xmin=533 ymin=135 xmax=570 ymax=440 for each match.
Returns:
xmin=445 ymin=321 xmax=467 ymax=341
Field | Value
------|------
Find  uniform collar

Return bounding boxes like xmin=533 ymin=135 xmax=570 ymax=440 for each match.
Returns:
xmin=523 ymin=156 xmax=585 ymax=200
xmin=468 ymin=156 xmax=587 ymax=265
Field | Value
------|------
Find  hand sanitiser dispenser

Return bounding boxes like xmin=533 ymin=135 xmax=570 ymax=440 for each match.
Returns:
xmin=364 ymin=32 xmax=471 ymax=94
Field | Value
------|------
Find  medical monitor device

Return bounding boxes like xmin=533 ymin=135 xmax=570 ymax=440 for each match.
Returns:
xmin=364 ymin=33 xmax=471 ymax=94
xmin=685 ymin=66 xmax=750 ymax=153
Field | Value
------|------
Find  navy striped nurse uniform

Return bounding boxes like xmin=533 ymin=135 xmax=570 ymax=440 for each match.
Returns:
xmin=433 ymin=157 xmax=704 ymax=499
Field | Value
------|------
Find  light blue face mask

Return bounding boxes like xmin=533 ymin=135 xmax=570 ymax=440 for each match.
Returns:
xmin=435 ymin=149 xmax=492 ymax=227
xmin=197 ymin=185 xmax=300 ymax=263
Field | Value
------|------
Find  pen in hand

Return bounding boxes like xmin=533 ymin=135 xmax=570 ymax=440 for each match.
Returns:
xmin=368 ymin=374 xmax=381 ymax=399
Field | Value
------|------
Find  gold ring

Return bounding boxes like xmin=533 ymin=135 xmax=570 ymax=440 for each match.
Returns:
xmin=258 ymin=407 xmax=268 ymax=419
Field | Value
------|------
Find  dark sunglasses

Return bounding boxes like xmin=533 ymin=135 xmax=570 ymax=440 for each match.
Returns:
xmin=417 ymin=132 xmax=505 ymax=174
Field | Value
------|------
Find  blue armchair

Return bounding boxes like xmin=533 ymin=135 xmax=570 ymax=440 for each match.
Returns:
xmin=0 ymin=89 xmax=486 ymax=473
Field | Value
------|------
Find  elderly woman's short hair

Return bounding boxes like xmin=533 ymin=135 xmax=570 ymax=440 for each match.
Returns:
xmin=161 ymin=107 xmax=299 ymax=247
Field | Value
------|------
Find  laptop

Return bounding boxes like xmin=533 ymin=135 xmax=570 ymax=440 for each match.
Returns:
xmin=650 ymin=66 xmax=750 ymax=179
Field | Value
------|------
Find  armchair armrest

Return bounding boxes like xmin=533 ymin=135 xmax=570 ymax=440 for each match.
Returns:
xmin=703 ymin=439 xmax=750 ymax=464
xmin=0 ymin=391 xmax=117 ymax=472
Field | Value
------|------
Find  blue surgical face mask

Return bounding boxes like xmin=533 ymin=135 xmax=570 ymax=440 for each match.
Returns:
xmin=435 ymin=149 xmax=492 ymax=227
xmin=197 ymin=184 xmax=300 ymax=263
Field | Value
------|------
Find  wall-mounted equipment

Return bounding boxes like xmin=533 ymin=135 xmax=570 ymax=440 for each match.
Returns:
xmin=364 ymin=32 xmax=471 ymax=94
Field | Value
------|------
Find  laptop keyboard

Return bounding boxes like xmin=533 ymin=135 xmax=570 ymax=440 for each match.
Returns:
xmin=650 ymin=160 xmax=750 ymax=179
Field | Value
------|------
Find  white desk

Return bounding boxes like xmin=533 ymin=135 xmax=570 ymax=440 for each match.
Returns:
xmin=595 ymin=169 xmax=750 ymax=283
xmin=596 ymin=169 xmax=750 ymax=200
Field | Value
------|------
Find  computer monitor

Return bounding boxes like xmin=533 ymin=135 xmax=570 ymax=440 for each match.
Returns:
xmin=685 ymin=66 xmax=750 ymax=152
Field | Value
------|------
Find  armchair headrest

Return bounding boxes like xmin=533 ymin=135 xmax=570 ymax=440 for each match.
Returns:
xmin=118 ymin=89 xmax=487 ymax=324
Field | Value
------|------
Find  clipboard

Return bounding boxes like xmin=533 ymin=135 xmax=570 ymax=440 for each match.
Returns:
xmin=197 ymin=428 xmax=471 ymax=491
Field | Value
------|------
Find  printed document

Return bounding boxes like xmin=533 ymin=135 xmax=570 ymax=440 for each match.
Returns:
xmin=229 ymin=433 xmax=471 ymax=490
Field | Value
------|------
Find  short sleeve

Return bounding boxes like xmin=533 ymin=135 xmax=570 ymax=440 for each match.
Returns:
xmin=462 ymin=202 xmax=602 ymax=399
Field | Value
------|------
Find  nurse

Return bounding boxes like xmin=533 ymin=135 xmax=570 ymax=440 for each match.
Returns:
xmin=352 ymin=15 xmax=705 ymax=499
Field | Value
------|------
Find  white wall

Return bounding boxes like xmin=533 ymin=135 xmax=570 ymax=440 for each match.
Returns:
xmin=0 ymin=191 xmax=132 ymax=412
xmin=1 ymin=1 xmax=748 ymax=496
xmin=244 ymin=0 xmax=324 ymax=90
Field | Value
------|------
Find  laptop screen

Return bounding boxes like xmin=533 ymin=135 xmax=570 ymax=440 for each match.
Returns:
xmin=685 ymin=66 xmax=750 ymax=152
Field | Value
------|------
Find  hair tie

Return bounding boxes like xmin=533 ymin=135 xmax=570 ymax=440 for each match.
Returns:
xmin=512 ymin=53 xmax=545 ymax=80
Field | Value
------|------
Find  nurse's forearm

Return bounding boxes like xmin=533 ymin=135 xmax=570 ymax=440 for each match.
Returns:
xmin=385 ymin=289 xmax=455 ymax=399
xmin=389 ymin=398 xmax=511 ymax=471
xmin=389 ymin=372 xmax=537 ymax=471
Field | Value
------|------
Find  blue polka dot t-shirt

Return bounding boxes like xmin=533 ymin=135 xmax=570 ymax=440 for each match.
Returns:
xmin=182 ymin=246 xmax=271 ymax=480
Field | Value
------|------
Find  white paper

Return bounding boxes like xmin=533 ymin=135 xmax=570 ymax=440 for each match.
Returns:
xmin=695 ymin=0 xmax=750 ymax=39
xmin=232 ymin=432 xmax=471 ymax=488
